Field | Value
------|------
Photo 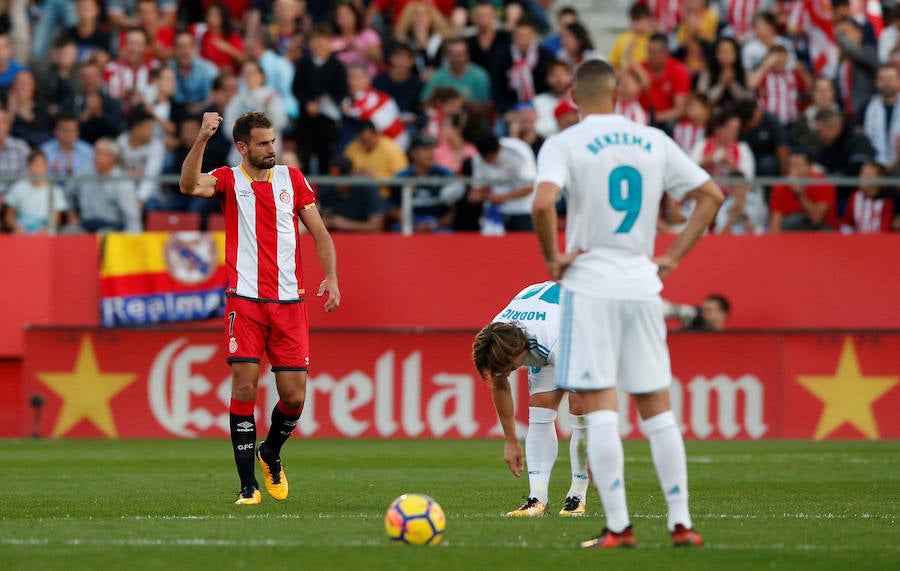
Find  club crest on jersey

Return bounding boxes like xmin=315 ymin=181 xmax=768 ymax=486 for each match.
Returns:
xmin=164 ymin=232 xmax=219 ymax=285
xmin=279 ymin=189 xmax=291 ymax=204
xmin=229 ymin=337 xmax=238 ymax=354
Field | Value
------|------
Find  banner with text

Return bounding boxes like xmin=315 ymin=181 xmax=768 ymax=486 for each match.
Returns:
xmin=21 ymin=329 xmax=900 ymax=440
xmin=99 ymin=232 xmax=227 ymax=327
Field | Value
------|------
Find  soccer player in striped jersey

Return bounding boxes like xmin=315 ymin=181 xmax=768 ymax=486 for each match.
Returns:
xmin=472 ymin=282 xmax=590 ymax=517
xmin=180 ymin=111 xmax=340 ymax=505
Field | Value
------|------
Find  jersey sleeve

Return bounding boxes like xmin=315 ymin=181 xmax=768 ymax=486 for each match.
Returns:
xmin=535 ymin=135 xmax=569 ymax=189
xmin=289 ymin=166 xmax=317 ymax=211
xmin=662 ymin=135 xmax=710 ymax=202
xmin=208 ymin=166 xmax=233 ymax=198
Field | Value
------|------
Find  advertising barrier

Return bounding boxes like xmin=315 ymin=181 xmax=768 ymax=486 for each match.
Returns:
xmin=21 ymin=328 xmax=900 ymax=440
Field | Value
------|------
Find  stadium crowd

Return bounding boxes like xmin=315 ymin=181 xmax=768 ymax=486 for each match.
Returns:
xmin=0 ymin=0 xmax=898 ymax=234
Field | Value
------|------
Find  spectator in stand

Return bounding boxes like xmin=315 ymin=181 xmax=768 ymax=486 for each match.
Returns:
xmin=105 ymin=27 xmax=159 ymax=107
xmin=673 ymin=0 xmax=718 ymax=76
xmin=391 ymin=134 xmax=464 ymax=231
xmin=143 ymin=67 xmax=185 ymax=148
xmin=614 ymin=67 xmax=648 ymax=125
xmin=169 ymin=30 xmax=220 ymax=116
xmin=814 ymin=108 xmax=876 ymax=194
xmin=863 ymin=65 xmax=900 ymax=170
xmin=470 ymin=132 xmax=537 ymax=231
xmin=33 ymin=37 xmax=82 ymax=120
xmin=769 ymin=148 xmax=838 ymax=231
xmin=198 ymin=2 xmax=245 ymax=74
xmin=841 ymin=161 xmax=896 ymax=233
xmin=117 ymin=107 xmax=166 ymax=208
xmin=7 ymin=71 xmax=54 ymax=147
xmin=834 ymin=16 xmax=878 ymax=123
xmin=664 ymin=294 xmax=731 ymax=331
xmin=642 ymin=0 xmax=683 ymax=35
xmin=507 ymin=103 xmax=545 ymax=155
xmin=690 ymin=109 xmax=756 ymax=180
xmin=543 ymin=6 xmax=578 ymax=57
xmin=293 ymin=24 xmax=348 ymax=174
xmin=467 ymin=1 xmax=512 ymax=76
xmin=609 ymin=2 xmax=653 ymax=70
xmin=121 ymin=0 xmax=175 ymax=63
xmin=108 ymin=0 xmax=177 ymax=31
xmin=225 ymin=60 xmax=289 ymax=163
xmin=244 ymin=33 xmax=299 ymax=124
xmin=29 ymin=0 xmax=77 ymax=62
xmin=879 ymin=5 xmax=900 ymax=64
xmin=723 ymin=0 xmax=768 ymax=43
xmin=493 ymin=15 xmax=556 ymax=119
xmin=748 ymin=44 xmax=807 ymax=126
xmin=375 ymin=0 xmax=456 ymax=29
xmin=0 ymin=32 xmax=26 ymax=104
xmin=41 ymin=115 xmax=95 ymax=180
xmin=262 ymin=0 xmax=310 ymax=60
xmin=159 ymin=116 xmax=225 ymax=221
xmin=0 ymin=109 xmax=29 ymax=198
xmin=434 ymin=111 xmax=478 ymax=173
xmin=64 ymin=0 xmax=111 ymax=64
xmin=832 ymin=0 xmax=877 ymax=47
xmin=789 ymin=75 xmax=839 ymax=156
xmin=374 ymin=42 xmax=424 ymax=126
xmin=64 ymin=61 xmax=125 ymax=144
xmin=673 ymin=91 xmax=710 ymax=153
xmin=344 ymin=119 xmax=409 ymax=183
xmin=332 ymin=0 xmax=383 ymax=75
xmin=421 ymin=86 xmax=467 ymax=140
xmin=742 ymin=11 xmax=797 ymax=72
xmin=72 ymin=138 xmax=142 ymax=233
xmin=558 ymin=21 xmax=603 ymax=67
xmin=714 ymin=171 xmax=768 ymax=235
xmin=533 ymin=60 xmax=572 ymax=137
xmin=422 ymin=38 xmax=491 ymax=106
xmin=639 ymin=33 xmax=691 ymax=128
xmin=736 ymin=98 xmax=789 ymax=177
xmin=395 ymin=1 xmax=451 ymax=81
xmin=342 ymin=63 xmax=410 ymax=149
xmin=554 ymin=98 xmax=579 ymax=130
xmin=695 ymin=37 xmax=753 ymax=111
xmin=2 ymin=149 xmax=72 ymax=234
xmin=318 ymin=156 xmax=387 ymax=232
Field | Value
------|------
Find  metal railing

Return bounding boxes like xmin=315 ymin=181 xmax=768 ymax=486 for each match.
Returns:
xmin=2 ymin=173 xmax=898 ymax=236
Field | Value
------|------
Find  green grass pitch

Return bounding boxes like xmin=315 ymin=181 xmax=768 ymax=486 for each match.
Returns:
xmin=1 ymin=439 xmax=897 ymax=570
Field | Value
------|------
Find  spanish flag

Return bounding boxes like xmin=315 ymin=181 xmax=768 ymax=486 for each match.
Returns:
xmin=100 ymin=232 xmax=227 ymax=327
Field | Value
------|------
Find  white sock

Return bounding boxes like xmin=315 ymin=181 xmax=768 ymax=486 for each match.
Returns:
xmin=566 ymin=413 xmax=589 ymax=501
xmin=642 ymin=411 xmax=692 ymax=531
xmin=525 ymin=406 xmax=557 ymax=505
xmin=586 ymin=410 xmax=630 ymax=532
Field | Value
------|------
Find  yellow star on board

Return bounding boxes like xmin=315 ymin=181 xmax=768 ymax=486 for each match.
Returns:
xmin=797 ymin=338 xmax=899 ymax=440
xmin=37 ymin=336 xmax=137 ymax=438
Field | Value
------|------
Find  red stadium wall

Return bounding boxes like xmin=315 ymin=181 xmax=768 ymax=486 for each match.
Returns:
xmin=18 ymin=328 xmax=900 ymax=440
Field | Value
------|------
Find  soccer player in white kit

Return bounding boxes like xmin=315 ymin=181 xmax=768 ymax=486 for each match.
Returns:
xmin=532 ymin=60 xmax=724 ymax=548
xmin=472 ymin=282 xmax=590 ymax=517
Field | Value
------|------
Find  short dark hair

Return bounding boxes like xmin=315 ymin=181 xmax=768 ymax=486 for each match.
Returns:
xmin=788 ymin=146 xmax=815 ymax=162
xmin=649 ymin=32 xmax=669 ymax=46
xmin=310 ymin=23 xmax=334 ymax=39
xmin=474 ymin=132 xmax=500 ymax=157
xmin=232 ymin=111 xmax=273 ymax=144
xmin=558 ymin=5 xmax=578 ymax=18
xmin=27 ymin=148 xmax=46 ymax=164
xmin=707 ymin=109 xmax=739 ymax=132
xmin=752 ymin=10 xmax=777 ymax=28
xmin=862 ymin=160 xmax=888 ymax=176
xmin=836 ymin=16 xmax=862 ymax=31
xmin=127 ymin=107 xmax=155 ymax=129
xmin=768 ymin=44 xmax=788 ymax=56
xmin=546 ymin=59 xmax=571 ymax=74
xmin=705 ymin=294 xmax=731 ymax=314
xmin=629 ymin=2 xmax=651 ymax=20
xmin=390 ymin=40 xmax=415 ymax=59
xmin=814 ymin=108 xmax=844 ymax=125
xmin=516 ymin=13 xmax=540 ymax=32
xmin=357 ymin=119 xmax=377 ymax=134
xmin=442 ymin=37 xmax=468 ymax=54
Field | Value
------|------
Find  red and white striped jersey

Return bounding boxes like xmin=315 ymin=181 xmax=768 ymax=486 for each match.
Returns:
xmin=344 ymin=88 xmax=410 ymax=148
xmin=104 ymin=59 xmax=160 ymax=100
xmin=614 ymin=99 xmax=648 ymax=125
xmin=672 ymin=120 xmax=705 ymax=153
xmin=727 ymin=0 xmax=764 ymax=40
xmin=789 ymin=0 xmax=838 ymax=76
xmin=211 ymin=164 xmax=317 ymax=302
xmin=642 ymin=0 xmax=683 ymax=34
xmin=842 ymin=190 xmax=895 ymax=233
xmin=757 ymin=69 xmax=805 ymax=125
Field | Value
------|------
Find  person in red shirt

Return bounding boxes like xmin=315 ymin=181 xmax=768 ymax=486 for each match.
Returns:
xmin=180 ymin=111 xmax=340 ymax=505
xmin=769 ymin=149 xmax=838 ymax=232
xmin=198 ymin=2 xmax=246 ymax=74
xmin=118 ymin=0 xmax=175 ymax=62
xmin=638 ymin=33 xmax=691 ymax=127
xmin=841 ymin=161 xmax=896 ymax=233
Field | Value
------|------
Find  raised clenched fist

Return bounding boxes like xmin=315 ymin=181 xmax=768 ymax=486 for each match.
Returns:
xmin=199 ymin=112 xmax=223 ymax=142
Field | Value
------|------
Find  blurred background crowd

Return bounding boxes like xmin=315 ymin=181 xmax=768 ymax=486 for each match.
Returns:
xmin=0 ymin=0 xmax=898 ymax=234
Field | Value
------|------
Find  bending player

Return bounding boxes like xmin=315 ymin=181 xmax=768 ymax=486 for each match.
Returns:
xmin=472 ymin=281 xmax=589 ymax=517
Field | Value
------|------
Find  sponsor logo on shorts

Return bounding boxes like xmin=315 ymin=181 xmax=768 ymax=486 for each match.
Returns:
xmin=279 ymin=189 xmax=291 ymax=204
xmin=229 ymin=337 xmax=238 ymax=354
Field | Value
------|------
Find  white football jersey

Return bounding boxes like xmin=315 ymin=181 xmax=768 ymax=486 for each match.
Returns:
xmin=536 ymin=114 xmax=710 ymax=299
xmin=492 ymin=282 xmax=560 ymax=368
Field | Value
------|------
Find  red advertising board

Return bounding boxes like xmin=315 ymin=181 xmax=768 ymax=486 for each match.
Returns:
xmin=21 ymin=328 xmax=900 ymax=440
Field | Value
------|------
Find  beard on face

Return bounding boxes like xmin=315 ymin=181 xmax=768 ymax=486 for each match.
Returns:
xmin=248 ymin=152 xmax=276 ymax=169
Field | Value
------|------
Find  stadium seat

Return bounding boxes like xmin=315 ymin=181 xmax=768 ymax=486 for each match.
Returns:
xmin=206 ymin=213 xmax=226 ymax=231
xmin=145 ymin=211 xmax=201 ymax=232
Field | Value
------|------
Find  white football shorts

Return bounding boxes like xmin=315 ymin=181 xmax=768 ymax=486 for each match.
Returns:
xmin=556 ymin=288 xmax=671 ymax=394
xmin=528 ymin=365 xmax=557 ymax=396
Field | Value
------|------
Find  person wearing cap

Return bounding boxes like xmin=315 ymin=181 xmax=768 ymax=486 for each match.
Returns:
xmin=391 ymin=134 xmax=465 ymax=232
xmin=554 ymin=98 xmax=579 ymax=130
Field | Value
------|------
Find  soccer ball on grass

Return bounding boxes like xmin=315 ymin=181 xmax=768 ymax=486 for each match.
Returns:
xmin=384 ymin=493 xmax=445 ymax=545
